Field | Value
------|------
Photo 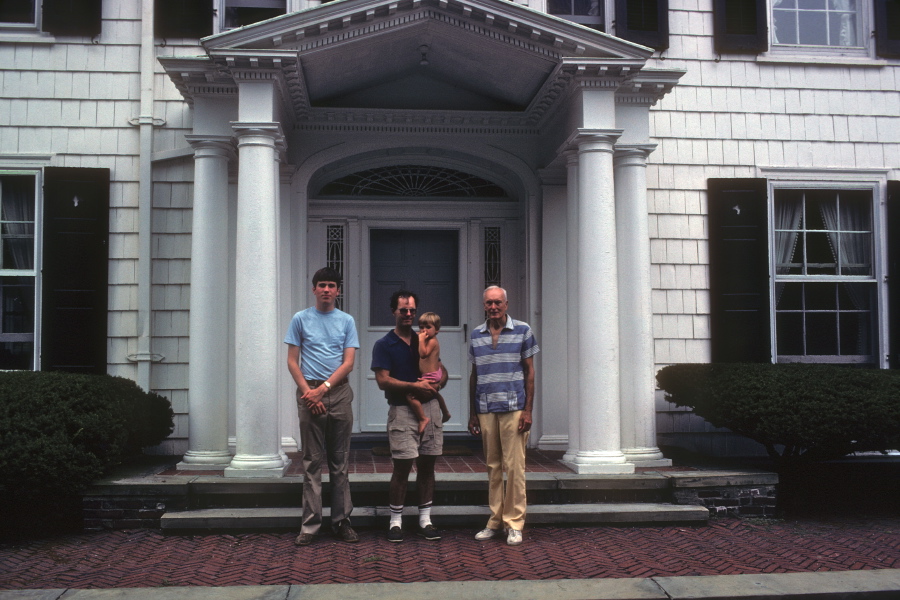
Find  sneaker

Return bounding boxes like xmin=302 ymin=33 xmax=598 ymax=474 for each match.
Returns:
xmin=335 ymin=521 xmax=359 ymax=543
xmin=474 ymin=528 xmax=498 ymax=541
xmin=294 ymin=532 xmax=315 ymax=546
xmin=417 ymin=523 xmax=442 ymax=541
xmin=387 ymin=526 xmax=403 ymax=543
xmin=506 ymin=529 xmax=523 ymax=546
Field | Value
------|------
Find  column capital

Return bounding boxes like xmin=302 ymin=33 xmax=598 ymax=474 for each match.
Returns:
xmin=231 ymin=121 xmax=285 ymax=143
xmin=185 ymin=135 xmax=236 ymax=160
xmin=614 ymin=144 xmax=658 ymax=164
xmin=561 ymin=128 xmax=623 ymax=155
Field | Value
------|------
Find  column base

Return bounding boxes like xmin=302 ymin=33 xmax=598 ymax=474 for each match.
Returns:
xmin=537 ymin=434 xmax=569 ymax=451
xmin=224 ymin=455 xmax=292 ymax=478
xmin=561 ymin=450 xmax=635 ymax=474
xmin=178 ymin=450 xmax=232 ymax=471
xmin=623 ymin=447 xmax=672 ymax=467
xmin=561 ymin=460 xmax=635 ymax=474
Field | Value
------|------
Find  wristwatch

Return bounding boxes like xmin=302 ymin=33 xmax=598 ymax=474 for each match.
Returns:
xmin=323 ymin=381 xmax=331 ymax=390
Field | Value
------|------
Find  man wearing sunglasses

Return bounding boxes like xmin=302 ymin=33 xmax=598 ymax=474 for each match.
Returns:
xmin=371 ymin=289 xmax=448 ymax=543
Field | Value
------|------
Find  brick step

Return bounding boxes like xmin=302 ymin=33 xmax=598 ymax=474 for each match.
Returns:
xmin=160 ymin=503 xmax=710 ymax=532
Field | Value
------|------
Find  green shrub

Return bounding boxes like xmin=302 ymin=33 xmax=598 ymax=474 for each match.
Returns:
xmin=656 ymin=363 xmax=900 ymax=463
xmin=0 ymin=371 xmax=174 ymax=506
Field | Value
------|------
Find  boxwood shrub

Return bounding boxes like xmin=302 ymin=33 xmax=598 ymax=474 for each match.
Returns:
xmin=0 ymin=371 xmax=173 ymax=533
xmin=656 ymin=363 xmax=900 ymax=463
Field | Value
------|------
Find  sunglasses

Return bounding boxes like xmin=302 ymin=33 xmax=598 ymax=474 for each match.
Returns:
xmin=397 ymin=308 xmax=417 ymax=315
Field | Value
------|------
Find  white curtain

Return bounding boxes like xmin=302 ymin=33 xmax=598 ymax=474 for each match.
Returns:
xmin=772 ymin=0 xmax=784 ymax=44
xmin=0 ymin=178 xmax=35 ymax=270
xmin=830 ymin=0 xmax=856 ymax=46
xmin=774 ymin=197 xmax=802 ymax=306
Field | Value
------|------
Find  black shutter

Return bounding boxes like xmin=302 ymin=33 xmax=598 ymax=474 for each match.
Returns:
xmin=888 ymin=181 xmax=900 ymax=369
xmin=713 ymin=0 xmax=768 ymax=54
xmin=615 ymin=0 xmax=669 ymax=51
xmin=875 ymin=0 xmax=900 ymax=59
xmin=155 ymin=0 xmax=213 ymax=39
xmin=41 ymin=167 xmax=109 ymax=374
xmin=708 ymin=178 xmax=771 ymax=363
xmin=42 ymin=0 xmax=102 ymax=37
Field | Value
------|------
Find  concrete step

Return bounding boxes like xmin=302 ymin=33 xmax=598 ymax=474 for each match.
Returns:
xmin=160 ymin=503 xmax=709 ymax=532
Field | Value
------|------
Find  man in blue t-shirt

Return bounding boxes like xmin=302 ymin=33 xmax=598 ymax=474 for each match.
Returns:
xmin=371 ymin=289 xmax=447 ymax=543
xmin=284 ymin=267 xmax=360 ymax=546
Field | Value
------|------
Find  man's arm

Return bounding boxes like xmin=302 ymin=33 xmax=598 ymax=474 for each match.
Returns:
xmin=301 ymin=347 xmax=357 ymax=410
xmin=518 ymin=355 xmax=535 ymax=432
xmin=374 ymin=368 xmax=435 ymax=398
xmin=467 ymin=367 xmax=480 ymax=436
xmin=287 ymin=344 xmax=323 ymax=415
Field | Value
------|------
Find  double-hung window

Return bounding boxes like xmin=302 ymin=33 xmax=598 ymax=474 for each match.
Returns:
xmin=0 ymin=0 xmax=39 ymax=31
xmin=772 ymin=188 xmax=877 ymax=363
xmin=221 ymin=0 xmax=286 ymax=31
xmin=0 ymin=173 xmax=38 ymax=370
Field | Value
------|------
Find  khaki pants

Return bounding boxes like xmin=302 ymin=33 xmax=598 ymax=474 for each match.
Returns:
xmin=478 ymin=410 xmax=529 ymax=531
xmin=297 ymin=384 xmax=354 ymax=535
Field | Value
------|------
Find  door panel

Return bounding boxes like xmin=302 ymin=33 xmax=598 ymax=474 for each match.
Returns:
xmin=362 ymin=228 xmax=467 ymax=432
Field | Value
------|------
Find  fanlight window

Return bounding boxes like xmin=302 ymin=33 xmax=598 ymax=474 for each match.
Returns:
xmin=318 ymin=165 xmax=508 ymax=199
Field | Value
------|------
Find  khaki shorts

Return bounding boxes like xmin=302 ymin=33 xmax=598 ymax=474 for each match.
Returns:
xmin=387 ymin=399 xmax=444 ymax=460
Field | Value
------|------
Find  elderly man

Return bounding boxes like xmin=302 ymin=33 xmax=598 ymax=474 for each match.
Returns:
xmin=371 ymin=289 xmax=448 ymax=543
xmin=468 ymin=285 xmax=539 ymax=546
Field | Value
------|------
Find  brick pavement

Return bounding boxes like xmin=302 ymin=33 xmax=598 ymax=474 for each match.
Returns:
xmin=2 ymin=517 xmax=898 ymax=589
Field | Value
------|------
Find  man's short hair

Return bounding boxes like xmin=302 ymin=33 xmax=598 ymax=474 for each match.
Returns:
xmin=390 ymin=289 xmax=418 ymax=311
xmin=418 ymin=312 xmax=441 ymax=330
xmin=483 ymin=285 xmax=508 ymax=302
xmin=312 ymin=267 xmax=342 ymax=287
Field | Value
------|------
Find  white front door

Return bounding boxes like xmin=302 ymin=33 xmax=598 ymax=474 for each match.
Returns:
xmin=361 ymin=226 xmax=470 ymax=432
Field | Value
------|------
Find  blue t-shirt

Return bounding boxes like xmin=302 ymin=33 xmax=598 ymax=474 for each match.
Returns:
xmin=468 ymin=316 xmax=540 ymax=413
xmin=370 ymin=330 xmax=420 ymax=406
xmin=283 ymin=307 xmax=360 ymax=381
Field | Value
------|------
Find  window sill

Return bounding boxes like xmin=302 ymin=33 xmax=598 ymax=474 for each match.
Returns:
xmin=0 ymin=31 xmax=56 ymax=44
xmin=757 ymin=54 xmax=889 ymax=67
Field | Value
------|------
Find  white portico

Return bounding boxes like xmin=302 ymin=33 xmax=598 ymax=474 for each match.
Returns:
xmin=160 ymin=0 xmax=682 ymax=477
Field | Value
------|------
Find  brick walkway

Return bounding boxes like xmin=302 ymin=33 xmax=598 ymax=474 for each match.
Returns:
xmin=2 ymin=517 xmax=898 ymax=589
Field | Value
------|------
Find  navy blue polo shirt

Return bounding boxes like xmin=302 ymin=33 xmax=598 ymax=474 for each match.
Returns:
xmin=371 ymin=329 xmax=420 ymax=406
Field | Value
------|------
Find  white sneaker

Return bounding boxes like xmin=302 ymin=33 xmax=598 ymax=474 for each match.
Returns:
xmin=474 ymin=528 xmax=498 ymax=540
xmin=506 ymin=529 xmax=523 ymax=546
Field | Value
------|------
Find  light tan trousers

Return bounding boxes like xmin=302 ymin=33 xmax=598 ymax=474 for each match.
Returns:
xmin=478 ymin=410 xmax=529 ymax=531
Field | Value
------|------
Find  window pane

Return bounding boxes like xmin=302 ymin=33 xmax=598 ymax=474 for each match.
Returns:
xmin=1 ymin=276 xmax=34 ymax=334
xmin=0 ymin=0 xmax=36 ymax=24
xmin=806 ymin=312 xmax=838 ymax=355
xmin=223 ymin=0 xmax=286 ymax=29
xmin=776 ymin=312 xmax=804 ymax=355
xmin=839 ymin=312 xmax=871 ymax=355
xmin=775 ymin=282 xmax=802 ymax=310
xmin=773 ymin=0 xmax=859 ymax=47
xmin=0 ymin=174 xmax=36 ymax=270
xmin=548 ymin=0 xmax=572 ymax=14
xmin=805 ymin=232 xmax=836 ymax=274
xmin=573 ymin=0 xmax=600 ymax=16
xmin=805 ymin=281 xmax=836 ymax=310
xmin=773 ymin=9 xmax=798 ymax=44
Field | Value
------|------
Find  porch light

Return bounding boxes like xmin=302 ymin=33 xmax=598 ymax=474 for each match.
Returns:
xmin=419 ymin=44 xmax=429 ymax=65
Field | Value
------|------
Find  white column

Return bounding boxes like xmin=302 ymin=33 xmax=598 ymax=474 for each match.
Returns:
xmin=225 ymin=122 xmax=290 ymax=477
xmin=570 ymin=130 xmax=633 ymax=474
xmin=615 ymin=146 xmax=671 ymax=466
xmin=562 ymin=150 xmax=580 ymax=463
xmin=180 ymin=136 xmax=235 ymax=468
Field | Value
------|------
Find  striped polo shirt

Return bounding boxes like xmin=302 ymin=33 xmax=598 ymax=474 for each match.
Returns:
xmin=468 ymin=315 xmax=540 ymax=414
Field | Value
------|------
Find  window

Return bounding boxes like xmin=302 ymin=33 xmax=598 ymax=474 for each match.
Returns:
xmin=771 ymin=0 xmax=862 ymax=49
xmin=0 ymin=173 xmax=38 ymax=370
xmin=773 ymin=189 xmax=877 ymax=363
xmin=1 ymin=0 xmax=102 ymax=37
xmin=708 ymin=179 xmax=887 ymax=367
xmin=547 ymin=0 xmax=606 ymax=31
xmin=221 ymin=0 xmax=286 ymax=30
xmin=0 ymin=0 xmax=38 ymax=30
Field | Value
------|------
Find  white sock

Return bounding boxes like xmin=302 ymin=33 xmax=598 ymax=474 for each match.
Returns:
xmin=418 ymin=502 xmax=432 ymax=527
xmin=390 ymin=505 xmax=403 ymax=528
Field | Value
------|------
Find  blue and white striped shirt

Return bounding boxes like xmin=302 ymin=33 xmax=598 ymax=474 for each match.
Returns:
xmin=468 ymin=316 xmax=540 ymax=414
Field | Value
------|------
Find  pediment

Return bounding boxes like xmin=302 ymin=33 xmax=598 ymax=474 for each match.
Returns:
xmin=160 ymin=0 xmax=680 ymax=130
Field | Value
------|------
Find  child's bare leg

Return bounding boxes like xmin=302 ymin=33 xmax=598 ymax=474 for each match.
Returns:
xmin=436 ymin=392 xmax=451 ymax=423
xmin=406 ymin=394 xmax=430 ymax=435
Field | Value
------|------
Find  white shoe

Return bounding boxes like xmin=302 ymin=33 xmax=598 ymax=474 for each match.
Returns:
xmin=474 ymin=528 xmax=498 ymax=540
xmin=506 ymin=529 xmax=523 ymax=546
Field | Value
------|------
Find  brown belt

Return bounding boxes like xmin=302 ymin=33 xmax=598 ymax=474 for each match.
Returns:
xmin=305 ymin=378 xmax=348 ymax=389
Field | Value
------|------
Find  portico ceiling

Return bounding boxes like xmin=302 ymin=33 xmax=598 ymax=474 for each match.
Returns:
xmin=161 ymin=0 xmax=680 ymax=130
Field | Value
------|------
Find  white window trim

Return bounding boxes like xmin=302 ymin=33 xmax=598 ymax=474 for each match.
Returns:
xmin=214 ymin=0 xmax=305 ymax=34
xmin=535 ymin=0 xmax=613 ymax=32
xmin=761 ymin=0 xmax=876 ymax=62
xmin=0 ymin=168 xmax=43 ymax=371
xmin=764 ymin=173 xmax=889 ymax=368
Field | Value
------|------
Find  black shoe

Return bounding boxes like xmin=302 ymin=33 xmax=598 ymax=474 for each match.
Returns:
xmin=294 ymin=533 xmax=315 ymax=546
xmin=417 ymin=523 xmax=441 ymax=541
xmin=335 ymin=521 xmax=359 ymax=543
xmin=388 ymin=526 xmax=403 ymax=543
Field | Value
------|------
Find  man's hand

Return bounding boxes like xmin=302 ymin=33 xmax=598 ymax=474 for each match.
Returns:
xmin=468 ymin=415 xmax=481 ymax=436
xmin=410 ymin=378 xmax=437 ymax=399
xmin=301 ymin=386 xmax=327 ymax=415
xmin=518 ymin=409 xmax=533 ymax=433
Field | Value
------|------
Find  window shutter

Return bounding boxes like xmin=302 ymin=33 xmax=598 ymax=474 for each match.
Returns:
xmin=875 ymin=0 xmax=900 ymax=59
xmin=713 ymin=0 xmax=768 ymax=54
xmin=615 ymin=0 xmax=669 ymax=51
xmin=41 ymin=167 xmax=109 ymax=374
xmin=888 ymin=181 xmax=900 ymax=368
xmin=708 ymin=178 xmax=771 ymax=363
xmin=155 ymin=0 xmax=213 ymax=39
xmin=42 ymin=0 xmax=102 ymax=37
